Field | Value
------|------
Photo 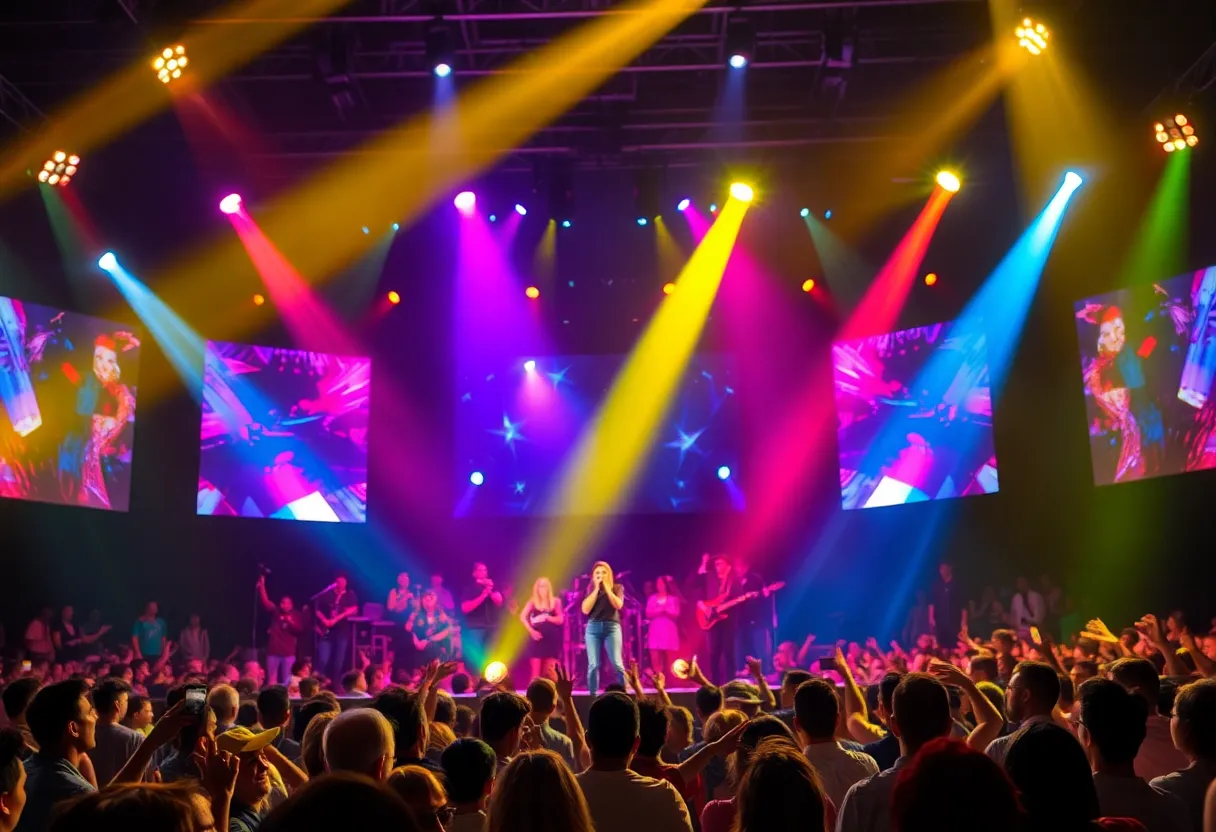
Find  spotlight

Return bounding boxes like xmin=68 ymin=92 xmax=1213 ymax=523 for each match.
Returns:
xmin=637 ymin=217 xmax=648 ymax=226
xmin=728 ymin=53 xmax=749 ymax=69
xmin=387 ymin=291 xmax=401 ymax=305
xmin=935 ymin=171 xmax=961 ymax=193
xmin=802 ymin=279 xmax=815 ymax=293
xmin=725 ymin=17 xmax=754 ymax=69
xmin=253 ymin=293 xmax=266 ymax=306
xmin=1015 ymin=17 xmax=1049 ymax=55
xmin=799 ymin=208 xmax=810 ymax=218
xmin=489 ymin=215 xmax=497 ymax=223
xmin=38 ymin=150 xmax=80 ymax=187
xmin=361 ymin=226 xmax=370 ymax=235
xmin=729 ymin=182 xmax=754 ymax=203
xmin=483 ymin=661 xmax=508 ymax=684
xmin=709 ymin=204 xmax=718 ymax=214
xmin=1156 ymin=114 xmax=1198 ymax=152
xmin=433 ymin=62 xmax=452 ymax=78
xmin=716 ymin=465 xmax=731 ymax=481
xmin=392 ymin=222 xmax=400 ymax=231
xmin=152 ymin=44 xmax=188 ymax=84
xmin=561 ymin=220 xmax=572 ymax=228
xmin=218 ymin=193 xmax=243 ymax=215
xmin=662 ymin=282 xmax=676 ymax=295
xmin=1063 ymin=171 xmax=1084 ymax=190
xmin=523 ymin=359 xmax=536 ymax=373
xmin=515 ymin=203 xmax=527 ymax=216
xmin=454 ymin=191 xmax=476 ymax=213
xmin=676 ymin=198 xmax=691 ymax=212
xmin=97 ymin=252 xmax=117 ymax=271
xmin=924 ymin=273 xmax=938 ymax=286
xmin=824 ymin=209 xmax=833 ymax=220
xmin=525 ymin=286 xmax=540 ymax=299
xmin=671 ymin=658 xmax=690 ymax=680
xmin=426 ymin=19 xmax=455 ymax=78
xmin=470 ymin=471 xmax=485 ymax=486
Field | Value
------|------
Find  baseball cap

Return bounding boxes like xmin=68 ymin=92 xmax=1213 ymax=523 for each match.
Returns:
xmin=216 ymin=725 xmax=279 ymax=755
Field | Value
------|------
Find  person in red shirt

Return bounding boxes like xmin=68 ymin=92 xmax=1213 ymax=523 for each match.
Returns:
xmin=257 ymin=576 xmax=305 ymax=686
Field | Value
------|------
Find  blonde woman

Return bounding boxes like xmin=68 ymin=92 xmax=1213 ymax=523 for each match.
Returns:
xmin=580 ymin=561 xmax=626 ymax=695
xmin=387 ymin=765 xmax=452 ymax=832
xmin=488 ymin=750 xmax=594 ymax=832
xmin=520 ymin=577 xmax=566 ymax=681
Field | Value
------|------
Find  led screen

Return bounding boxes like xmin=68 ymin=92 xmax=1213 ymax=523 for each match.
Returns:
xmin=456 ymin=354 xmax=740 ymax=515
xmin=832 ymin=321 xmax=998 ymax=509
xmin=0 ymin=297 xmax=140 ymax=511
xmin=198 ymin=341 xmax=370 ymax=522
xmin=1075 ymin=265 xmax=1216 ymax=485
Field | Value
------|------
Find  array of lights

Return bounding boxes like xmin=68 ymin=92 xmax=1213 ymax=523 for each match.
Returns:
xmin=1155 ymin=114 xmax=1198 ymax=153
xmin=1015 ymin=18 xmax=1049 ymax=56
xmin=153 ymin=45 xmax=188 ymax=84
xmin=38 ymin=151 xmax=80 ymax=187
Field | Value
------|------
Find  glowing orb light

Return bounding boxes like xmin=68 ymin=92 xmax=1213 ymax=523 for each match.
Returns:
xmin=470 ymin=471 xmax=485 ymax=486
xmin=717 ymin=465 xmax=731 ymax=480
xmin=219 ymin=193 xmax=243 ymax=215
xmin=525 ymin=286 xmax=540 ymax=299
xmin=523 ymin=360 xmax=536 ymax=373
xmin=387 ymin=291 xmax=401 ymax=305
xmin=662 ymin=283 xmax=676 ymax=295
xmin=729 ymin=182 xmax=754 ymax=203
xmin=454 ymin=191 xmax=476 ymax=213
xmin=802 ymin=279 xmax=815 ymax=293
xmin=484 ymin=661 xmax=508 ymax=684
xmin=935 ymin=171 xmax=961 ymax=193
xmin=253 ymin=293 xmax=266 ymax=306
xmin=676 ymin=198 xmax=690 ymax=212
xmin=671 ymin=659 xmax=690 ymax=680
xmin=97 ymin=252 xmax=118 ymax=271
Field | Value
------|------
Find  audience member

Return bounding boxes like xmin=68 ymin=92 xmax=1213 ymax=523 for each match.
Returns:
xmin=860 ymin=674 xmax=903 ymax=772
xmin=122 ymin=695 xmax=154 ymax=736
xmin=701 ymin=717 xmax=802 ymax=832
xmin=0 ymin=728 xmax=27 ymax=832
xmin=1107 ymin=658 xmax=1191 ymax=780
xmin=2 ymin=681 xmax=41 ymax=755
xmin=340 ymin=671 xmax=369 ymax=698
xmin=321 ymin=709 xmax=394 ymax=780
xmin=698 ymin=709 xmax=746 ymax=802
xmin=387 ymin=765 xmax=450 ymax=832
xmin=1077 ymin=678 xmax=1189 ymax=832
xmin=454 ymin=706 xmax=477 ymax=739
xmin=734 ymin=740 xmax=829 ymax=832
xmin=292 ymin=696 xmax=338 ymax=745
xmin=208 ymin=685 xmax=239 ymax=735
xmin=89 ymin=678 xmax=143 ymax=787
xmin=488 ymin=750 xmax=594 ymax=832
xmin=479 ymin=692 xmax=531 ymax=772
xmin=985 ymin=661 xmax=1060 ymax=767
xmin=891 ymin=738 xmax=1021 ymax=832
xmin=577 ymin=692 xmax=692 ymax=832
xmin=299 ymin=711 xmax=337 ymax=778
xmin=255 ymin=687 xmax=299 ymax=759
xmin=1151 ymin=679 xmax=1216 ymax=831
xmin=154 ymin=685 xmax=217 ymax=784
xmin=427 ymin=721 xmax=456 ymax=761
xmin=793 ymin=678 xmax=878 ymax=806
xmin=47 ymin=782 xmax=216 ymax=832
xmin=525 ymin=679 xmax=575 ymax=767
xmin=257 ymin=773 xmax=420 ymax=832
xmin=663 ymin=706 xmax=694 ymax=764
xmin=215 ymin=726 xmax=279 ymax=831
xmin=371 ymin=689 xmax=442 ymax=773
xmin=441 ymin=738 xmax=496 ymax=832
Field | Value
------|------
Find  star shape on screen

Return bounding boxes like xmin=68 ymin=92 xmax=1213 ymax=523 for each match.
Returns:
xmin=460 ymin=391 xmax=472 ymax=402
xmin=547 ymin=366 xmax=570 ymax=389
xmin=513 ymin=481 xmax=526 ymax=495
xmin=665 ymin=425 xmax=705 ymax=468
xmin=489 ymin=413 xmax=526 ymax=452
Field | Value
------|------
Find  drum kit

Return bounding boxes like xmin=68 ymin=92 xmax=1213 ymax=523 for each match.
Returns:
xmin=561 ymin=569 xmax=645 ymax=679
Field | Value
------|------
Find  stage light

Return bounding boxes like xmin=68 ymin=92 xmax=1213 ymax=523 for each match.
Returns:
xmin=426 ymin=19 xmax=455 ymax=78
xmin=924 ymin=272 xmax=938 ymax=286
xmin=488 ymin=214 xmax=497 ymax=222
xmin=38 ymin=150 xmax=79 ymax=187
xmin=935 ymin=170 xmax=961 ymax=193
xmin=800 ymin=207 xmax=810 ymax=218
xmin=824 ymin=209 xmax=833 ymax=220
xmin=561 ymin=219 xmax=572 ymax=228
xmin=725 ymin=17 xmax=754 ymax=69
xmin=152 ymin=44 xmax=188 ymax=84
xmin=97 ymin=252 xmax=117 ymax=271
xmin=387 ymin=290 xmax=401 ymax=305
xmin=483 ymin=661 xmax=508 ymax=684
xmin=218 ymin=193 xmax=242 ymax=215
xmin=671 ymin=658 xmax=690 ymax=680
xmin=1155 ymin=114 xmax=1198 ymax=152
xmin=729 ymin=182 xmax=754 ymax=203
xmin=676 ymin=198 xmax=690 ymax=212
xmin=253 ymin=293 xmax=266 ymax=306
xmin=454 ymin=191 xmax=476 ymax=213
xmin=728 ymin=53 xmax=748 ymax=69
xmin=802 ymin=279 xmax=815 ymax=293
xmin=637 ymin=217 xmax=648 ymax=226
xmin=525 ymin=285 xmax=540 ymax=299
xmin=470 ymin=471 xmax=485 ymax=486
xmin=515 ymin=203 xmax=527 ymax=216
xmin=524 ymin=359 xmax=537 ymax=373
xmin=1064 ymin=171 xmax=1084 ymax=190
xmin=361 ymin=226 xmax=370 ymax=235
xmin=1015 ymin=17 xmax=1049 ymax=55
xmin=392 ymin=222 xmax=400 ymax=231
xmin=433 ymin=62 xmax=452 ymax=78
xmin=717 ymin=465 xmax=731 ymax=480
xmin=709 ymin=203 xmax=718 ymax=214
xmin=662 ymin=282 xmax=676 ymax=295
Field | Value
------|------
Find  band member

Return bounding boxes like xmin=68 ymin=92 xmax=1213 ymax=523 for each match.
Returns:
xmin=256 ymin=575 xmax=304 ymax=685
xmin=407 ymin=589 xmax=453 ymax=664
xmin=461 ymin=562 xmax=504 ymax=658
xmin=697 ymin=554 xmax=737 ymax=684
xmin=581 ymin=561 xmax=627 ymax=695
xmin=315 ymin=573 xmax=359 ymax=681
xmin=645 ymin=576 xmax=681 ymax=678
xmin=732 ymin=556 xmax=771 ymax=672
xmin=386 ymin=572 xmax=418 ymax=667
xmin=520 ymin=577 xmax=565 ymax=681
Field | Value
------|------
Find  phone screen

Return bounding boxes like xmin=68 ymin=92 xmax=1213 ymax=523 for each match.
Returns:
xmin=1029 ymin=626 xmax=1041 ymax=644
xmin=184 ymin=686 xmax=207 ymax=717
xmin=21 ymin=660 xmax=32 ymax=672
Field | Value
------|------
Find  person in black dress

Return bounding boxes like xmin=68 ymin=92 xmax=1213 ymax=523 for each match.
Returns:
xmin=407 ymin=590 xmax=453 ymax=665
xmin=460 ymin=562 xmax=503 ymax=662
xmin=519 ymin=576 xmax=566 ymax=681
xmin=386 ymin=571 xmax=418 ymax=670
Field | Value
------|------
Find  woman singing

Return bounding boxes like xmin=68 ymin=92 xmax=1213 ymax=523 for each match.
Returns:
xmin=645 ymin=576 xmax=681 ymax=678
xmin=580 ymin=561 xmax=626 ymax=695
xmin=520 ymin=577 xmax=565 ymax=681
xmin=407 ymin=589 xmax=453 ymax=665
xmin=387 ymin=572 xmax=418 ymax=668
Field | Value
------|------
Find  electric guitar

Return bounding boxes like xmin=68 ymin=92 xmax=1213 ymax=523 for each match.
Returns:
xmin=695 ymin=582 xmax=786 ymax=630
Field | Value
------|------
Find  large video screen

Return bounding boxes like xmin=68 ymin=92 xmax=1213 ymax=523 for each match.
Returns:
xmin=1075 ymin=266 xmax=1216 ymax=485
xmin=0 ymin=297 xmax=140 ymax=511
xmin=832 ymin=321 xmax=998 ymax=509
xmin=455 ymin=354 xmax=740 ymax=516
xmin=197 ymin=342 xmax=370 ymax=522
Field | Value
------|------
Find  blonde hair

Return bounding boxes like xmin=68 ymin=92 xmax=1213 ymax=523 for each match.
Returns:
xmin=587 ymin=561 xmax=614 ymax=591
xmin=705 ymin=708 xmax=747 ymax=743
xmin=488 ymin=750 xmax=594 ymax=832
xmin=530 ymin=577 xmax=554 ymax=611
xmin=300 ymin=710 xmax=338 ymax=778
xmin=428 ymin=720 xmax=456 ymax=754
xmin=387 ymin=766 xmax=448 ymax=829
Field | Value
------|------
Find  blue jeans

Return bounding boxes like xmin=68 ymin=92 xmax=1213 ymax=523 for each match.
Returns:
xmin=585 ymin=620 xmax=625 ymax=695
xmin=317 ymin=633 xmax=349 ymax=682
xmin=267 ymin=654 xmax=294 ymax=686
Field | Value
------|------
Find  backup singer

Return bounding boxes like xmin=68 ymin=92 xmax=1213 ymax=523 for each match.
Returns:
xmin=581 ymin=561 xmax=626 ymax=695
xmin=407 ymin=589 xmax=453 ymax=664
xmin=644 ymin=576 xmax=681 ymax=678
xmin=386 ymin=571 xmax=418 ymax=666
xmin=520 ymin=577 xmax=565 ymax=681
xmin=461 ymin=562 xmax=504 ymax=659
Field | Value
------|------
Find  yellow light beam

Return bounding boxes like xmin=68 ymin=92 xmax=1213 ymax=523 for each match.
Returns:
xmin=653 ymin=215 xmax=684 ymax=283
xmin=489 ymin=197 xmax=749 ymax=663
xmin=0 ymin=0 xmax=353 ymax=198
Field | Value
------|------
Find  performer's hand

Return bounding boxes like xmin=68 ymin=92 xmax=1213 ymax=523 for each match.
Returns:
xmin=529 ymin=629 xmax=542 ymax=642
xmin=413 ymin=637 xmax=427 ymax=651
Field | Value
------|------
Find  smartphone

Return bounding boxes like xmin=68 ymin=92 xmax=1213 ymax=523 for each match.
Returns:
xmin=1029 ymin=626 xmax=1042 ymax=645
xmin=184 ymin=684 xmax=208 ymax=718
xmin=20 ymin=660 xmax=31 ymax=673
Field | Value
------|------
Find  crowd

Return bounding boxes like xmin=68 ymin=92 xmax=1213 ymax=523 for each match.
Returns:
xmin=1 ymin=561 xmax=1214 ymax=832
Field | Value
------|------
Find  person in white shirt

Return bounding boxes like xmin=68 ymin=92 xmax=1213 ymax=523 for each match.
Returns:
xmin=1077 ymin=678 xmax=1191 ymax=832
xmin=440 ymin=738 xmax=496 ymax=832
xmin=792 ymin=678 xmax=878 ymax=806
xmin=1150 ymin=679 xmax=1216 ymax=832
xmin=1009 ymin=576 xmax=1045 ymax=638
xmin=576 ymin=692 xmax=693 ymax=832
xmin=986 ymin=661 xmax=1060 ymax=768
xmin=1107 ymin=657 xmax=1191 ymax=780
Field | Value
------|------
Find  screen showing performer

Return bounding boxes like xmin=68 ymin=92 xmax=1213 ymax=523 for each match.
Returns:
xmin=1074 ymin=265 xmax=1216 ymax=485
xmin=0 ymin=296 xmax=140 ymax=511
xmin=197 ymin=341 xmax=370 ymax=522
xmin=832 ymin=320 xmax=998 ymax=509
xmin=455 ymin=352 xmax=740 ymax=516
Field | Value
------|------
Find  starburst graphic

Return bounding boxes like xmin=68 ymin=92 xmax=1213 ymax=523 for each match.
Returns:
xmin=665 ymin=425 xmax=705 ymax=469
xmin=513 ymin=481 xmax=526 ymax=495
xmin=489 ymin=413 xmax=526 ymax=452
xmin=547 ymin=366 xmax=570 ymax=389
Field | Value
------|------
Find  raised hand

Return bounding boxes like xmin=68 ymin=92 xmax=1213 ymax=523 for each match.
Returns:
xmin=928 ymin=659 xmax=969 ymax=688
xmin=1085 ymin=618 xmax=1119 ymax=643
xmin=709 ymin=718 xmax=750 ymax=756
xmin=1136 ymin=613 xmax=1166 ymax=647
xmin=193 ymin=736 xmax=239 ymax=799
xmin=745 ymin=656 xmax=764 ymax=679
xmin=434 ymin=661 xmax=459 ymax=683
xmin=652 ymin=671 xmax=667 ymax=691
xmin=146 ymin=701 xmax=193 ymax=748
xmin=554 ymin=663 xmax=575 ymax=700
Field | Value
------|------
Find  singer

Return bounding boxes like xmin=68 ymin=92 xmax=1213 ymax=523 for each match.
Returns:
xmin=256 ymin=575 xmax=304 ymax=685
xmin=580 ymin=561 xmax=626 ymax=695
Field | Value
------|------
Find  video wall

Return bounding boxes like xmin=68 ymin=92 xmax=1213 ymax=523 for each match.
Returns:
xmin=1075 ymin=266 xmax=1216 ymax=485
xmin=455 ymin=353 xmax=740 ymax=516
xmin=0 ymin=297 xmax=140 ymax=511
xmin=832 ymin=321 xmax=998 ymax=509
xmin=197 ymin=341 xmax=371 ymax=522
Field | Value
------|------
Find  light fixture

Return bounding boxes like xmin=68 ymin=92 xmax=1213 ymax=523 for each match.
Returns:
xmin=725 ymin=18 xmax=754 ymax=69
xmin=802 ymin=279 xmax=815 ymax=293
xmin=426 ymin=19 xmax=455 ymax=78
xmin=716 ymin=465 xmax=732 ymax=480
xmin=560 ymin=219 xmax=572 ymax=228
xmin=97 ymin=252 xmax=118 ymax=271
xmin=483 ymin=661 xmax=507 ymax=684
xmin=935 ymin=170 xmax=961 ymax=193
xmin=1155 ymin=114 xmax=1198 ymax=153
xmin=454 ymin=191 xmax=476 ymax=213
xmin=523 ymin=360 xmax=537 ymax=373
xmin=219 ymin=193 xmax=243 ymax=215
xmin=387 ymin=291 xmax=401 ymax=305
xmin=253 ymin=293 xmax=266 ymax=306
xmin=153 ymin=44 xmax=188 ymax=84
xmin=38 ymin=150 xmax=80 ymax=187
xmin=662 ymin=282 xmax=676 ymax=295
xmin=676 ymin=198 xmax=691 ymax=212
xmin=525 ymin=286 xmax=540 ymax=299
xmin=637 ymin=217 xmax=648 ymax=226
xmin=729 ymin=182 xmax=754 ymax=203
xmin=515 ymin=203 xmax=527 ymax=216
xmin=799 ymin=207 xmax=810 ymax=218
xmin=470 ymin=471 xmax=485 ymax=486
xmin=1015 ymin=17 xmax=1049 ymax=55
xmin=924 ymin=273 xmax=938 ymax=286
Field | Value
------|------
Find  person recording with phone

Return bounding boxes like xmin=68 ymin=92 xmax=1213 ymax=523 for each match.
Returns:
xmin=315 ymin=574 xmax=359 ymax=682
xmin=581 ymin=561 xmax=626 ymax=696
xmin=461 ymin=562 xmax=504 ymax=661
xmin=256 ymin=575 xmax=305 ymax=686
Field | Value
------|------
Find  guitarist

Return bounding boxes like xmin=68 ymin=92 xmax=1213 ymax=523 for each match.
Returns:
xmin=731 ymin=556 xmax=772 ymax=673
xmin=697 ymin=554 xmax=738 ymax=684
xmin=315 ymin=573 xmax=359 ymax=682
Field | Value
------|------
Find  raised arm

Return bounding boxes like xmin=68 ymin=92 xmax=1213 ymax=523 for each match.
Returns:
xmin=463 ymin=586 xmax=490 ymax=615
xmin=930 ymin=660 xmax=1003 ymax=752
xmin=555 ymin=664 xmax=590 ymax=770
xmin=1180 ymin=630 xmax=1216 ymax=678
xmin=605 ymin=584 xmax=625 ymax=610
xmin=834 ymin=648 xmax=884 ymax=743
xmin=746 ymin=657 xmax=777 ymax=711
xmin=1138 ymin=614 xmax=1187 ymax=678
xmin=580 ymin=585 xmax=599 ymax=616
